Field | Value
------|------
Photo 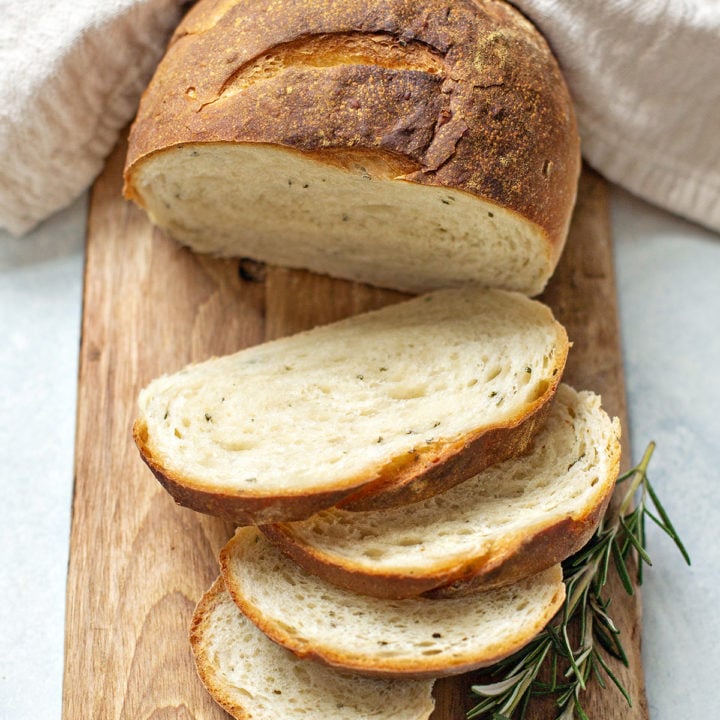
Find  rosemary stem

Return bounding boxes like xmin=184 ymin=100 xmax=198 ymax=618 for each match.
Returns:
xmin=566 ymin=556 xmax=600 ymax=615
xmin=467 ymin=441 xmax=687 ymax=720
xmin=618 ymin=441 xmax=655 ymax=517
xmin=501 ymin=645 xmax=550 ymax=716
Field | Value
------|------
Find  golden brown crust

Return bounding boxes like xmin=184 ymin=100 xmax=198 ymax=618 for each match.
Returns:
xmin=263 ymin=490 xmax=605 ymax=598
xmin=124 ymin=0 xmax=580 ymax=264
xmin=133 ymin=420 xmax=354 ymax=524
xmin=427 ymin=482 xmax=613 ymax=597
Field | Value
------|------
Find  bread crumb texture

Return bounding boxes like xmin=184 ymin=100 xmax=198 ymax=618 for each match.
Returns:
xmin=136 ymin=289 xmax=566 ymax=503
xmin=191 ymin=578 xmax=436 ymax=719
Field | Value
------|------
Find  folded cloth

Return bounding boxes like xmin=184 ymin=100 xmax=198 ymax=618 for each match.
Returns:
xmin=1 ymin=0 xmax=718 ymax=236
xmin=512 ymin=0 xmax=720 ymax=234
xmin=0 ymin=0 xmax=185 ymax=236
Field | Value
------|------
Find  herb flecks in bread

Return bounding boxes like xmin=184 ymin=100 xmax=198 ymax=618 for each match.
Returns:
xmin=191 ymin=577 xmax=436 ymax=720
xmin=263 ymin=384 xmax=622 ymax=598
xmin=124 ymin=0 xmax=580 ymax=296
xmin=220 ymin=528 xmax=565 ymax=679
xmin=134 ymin=288 xmax=568 ymax=524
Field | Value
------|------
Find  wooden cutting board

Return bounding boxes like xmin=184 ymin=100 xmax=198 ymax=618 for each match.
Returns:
xmin=62 ymin=133 xmax=648 ymax=720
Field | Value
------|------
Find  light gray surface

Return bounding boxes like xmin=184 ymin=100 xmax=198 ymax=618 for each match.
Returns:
xmin=612 ymin=187 xmax=719 ymax=719
xmin=0 ymin=196 xmax=85 ymax=719
xmin=0 ymin=187 xmax=716 ymax=718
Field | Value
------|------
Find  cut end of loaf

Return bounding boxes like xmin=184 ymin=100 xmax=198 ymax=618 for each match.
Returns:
xmin=124 ymin=0 xmax=580 ymax=296
xmin=128 ymin=142 xmax=556 ymax=296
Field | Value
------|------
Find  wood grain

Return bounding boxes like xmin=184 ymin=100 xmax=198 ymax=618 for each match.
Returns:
xmin=63 ymin=134 xmax=646 ymax=720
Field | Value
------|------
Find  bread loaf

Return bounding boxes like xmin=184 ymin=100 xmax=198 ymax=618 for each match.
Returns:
xmin=124 ymin=0 xmax=580 ymax=296
xmin=263 ymin=384 xmax=621 ymax=598
xmin=220 ymin=528 xmax=565 ymax=678
xmin=191 ymin=577 xmax=436 ymax=720
xmin=134 ymin=288 xmax=568 ymax=524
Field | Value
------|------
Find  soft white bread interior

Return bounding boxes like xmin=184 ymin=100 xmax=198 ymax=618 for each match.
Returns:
xmin=190 ymin=577 xmax=436 ymax=720
xmin=134 ymin=288 xmax=567 ymax=524
xmin=220 ymin=528 xmax=565 ymax=679
xmin=129 ymin=143 xmax=561 ymax=295
xmin=264 ymin=384 xmax=621 ymax=598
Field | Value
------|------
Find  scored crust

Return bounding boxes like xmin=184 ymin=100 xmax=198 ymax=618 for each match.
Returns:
xmin=124 ymin=0 xmax=580 ymax=285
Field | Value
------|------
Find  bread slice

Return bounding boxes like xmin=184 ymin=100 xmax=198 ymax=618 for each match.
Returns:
xmin=263 ymin=384 xmax=621 ymax=598
xmin=191 ymin=577 xmax=436 ymax=719
xmin=134 ymin=288 xmax=568 ymax=524
xmin=220 ymin=528 xmax=565 ymax=678
xmin=124 ymin=0 xmax=580 ymax=297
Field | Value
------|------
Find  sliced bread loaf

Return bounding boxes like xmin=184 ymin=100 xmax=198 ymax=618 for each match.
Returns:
xmin=134 ymin=288 xmax=568 ymax=524
xmin=124 ymin=0 xmax=580 ymax=297
xmin=191 ymin=577 xmax=436 ymax=720
xmin=263 ymin=384 xmax=621 ymax=598
xmin=220 ymin=528 xmax=565 ymax=679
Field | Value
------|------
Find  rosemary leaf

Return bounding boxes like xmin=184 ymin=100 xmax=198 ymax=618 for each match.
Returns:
xmin=561 ymin=623 xmax=586 ymax=691
xmin=597 ymin=537 xmax=613 ymax=587
xmin=638 ymin=508 xmax=647 ymax=584
xmin=467 ymin=442 xmax=690 ymax=720
xmin=573 ymin=696 xmax=590 ymax=720
xmin=644 ymin=479 xmax=692 ymax=564
xmin=589 ymin=654 xmax=607 ymax=689
xmin=593 ymin=622 xmax=628 ymax=665
xmin=593 ymin=648 xmax=633 ymax=705
xmin=619 ymin=516 xmax=653 ymax=564
xmin=610 ymin=539 xmax=635 ymax=595
xmin=472 ymin=676 xmax=527 ymax=697
xmin=589 ymin=597 xmax=620 ymax=636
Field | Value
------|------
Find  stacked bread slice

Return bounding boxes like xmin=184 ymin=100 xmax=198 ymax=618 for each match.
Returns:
xmin=261 ymin=384 xmax=621 ymax=599
xmin=134 ymin=288 xmax=569 ymax=523
xmin=191 ymin=578 xmax=437 ymax=720
xmin=135 ymin=287 xmax=621 ymax=719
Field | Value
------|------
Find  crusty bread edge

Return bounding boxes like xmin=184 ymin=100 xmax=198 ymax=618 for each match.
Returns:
xmin=263 ymin=412 xmax=620 ymax=598
xmin=264 ymin=490 xmax=608 ymax=598
xmin=220 ymin=528 xmax=566 ymax=679
xmin=429 ymin=432 xmax=620 ymax=597
xmin=189 ymin=576 xmax=254 ymax=720
xmin=133 ymin=352 xmax=565 ymax=525
xmin=133 ymin=418 xmax=356 ymax=524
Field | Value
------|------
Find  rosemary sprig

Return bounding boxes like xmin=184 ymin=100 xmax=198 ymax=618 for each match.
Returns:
xmin=468 ymin=441 xmax=690 ymax=720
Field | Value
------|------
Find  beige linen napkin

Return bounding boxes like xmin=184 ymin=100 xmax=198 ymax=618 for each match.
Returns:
xmin=513 ymin=0 xmax=720 ymax=233
xmin=1 ymin=0 xmax=718 ymax=236
xmin=0 ymin=0 xmax=185 ymax=236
